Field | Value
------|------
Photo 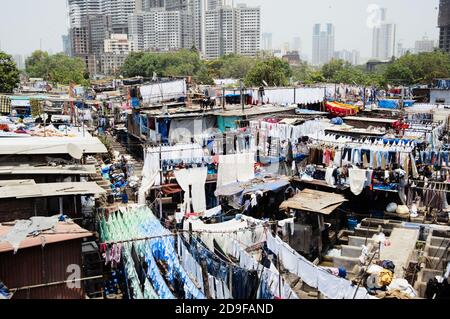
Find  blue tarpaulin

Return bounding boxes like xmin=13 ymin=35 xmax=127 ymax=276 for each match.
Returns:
xmin=378 ymin=99 xmax=415 ymax=109
xmin=217 ymin=115 xmax=241 ymax=132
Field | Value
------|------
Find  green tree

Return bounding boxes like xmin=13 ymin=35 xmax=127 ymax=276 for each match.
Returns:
xmin=244 ymin=57 xmax=292 ymax=87
xmin=47 ymin=54 xmax=88 ymax=85
xmin=121 ymin=49 xmax=206 ymax=78
xmin=0 ymin=51 xmax=20 ymax=93
xmin=321 ymin=59 xmax=350 ymax=81
xmin=25 ymin=51 xmax=88 ymax=85
xmin=383 ymin=51 xmax=450 ymax=85
xmin=217 ymin=54 xmax=257 ymax=79
xmin=25 ymin=50 xmax=50 ymax=78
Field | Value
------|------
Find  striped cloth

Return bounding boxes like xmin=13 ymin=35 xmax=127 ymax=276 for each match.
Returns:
xmin=0 ymin=95 xmax=11 ymax=114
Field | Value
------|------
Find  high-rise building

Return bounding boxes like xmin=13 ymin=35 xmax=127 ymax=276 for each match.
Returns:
xmin=104 ymin=34 xmax=138 ymax=54
xmin=143 ymin=10 xmax=182 ymax=50
xmin=101 ymin=0 xmax=136 ymax=34
xmin=371 ymin=8 xmax=396 ymax=60
xmin=333 ymin=49 xmax=360 ymax=65
xmin=235 ymin=4 xmax=260 ymax=57
xmin=439 ymin=0 xmax=450 ymax=53
xmin=129 ymin=9 xmax=182 ymax=51
xmin=88 ymin=15 xmax=113 ymax=55
xmin=62 ymin=35 xmax=72 ymax=56
xmin=68 ymin=0 xmax=135 ymax=75
xmin=262 ymin=33 xmax=272 ymax=51
xmin=415 ymin=36 xmax=435 ymax=53
xmin=204 ymin=3 xmax=260 ymax=59
xmin=292 ymin=36 xmax=301 ymax=54
xmin=204 ymin=6 xmax=234 ymax=59
xmin=351 ymin=49 xmax=360 ymax=66
xmin=128 ymin=13 xmax=145 ymax=51
xmin=312 ymin=23 xmax=335 ymax=65
xmin=164 ymin=0 xmax=204 ymax=51
xmin=139 ymin=0 xmax=165 ymax=11
xmin=68 ymin=0 xmax=101 ymax=28
xmin=13 ymin=55 xmax=24 ymax=70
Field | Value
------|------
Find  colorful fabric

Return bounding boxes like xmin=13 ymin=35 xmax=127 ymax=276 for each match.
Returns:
xmin=0 ymin=95 xmax=12 ymax=114
xmin=325 ymin=102 xmax=358 ymax=117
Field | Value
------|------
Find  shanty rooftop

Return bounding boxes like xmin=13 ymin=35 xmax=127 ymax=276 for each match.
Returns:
xmin=0 ymin=221 xmax=92 ymax=253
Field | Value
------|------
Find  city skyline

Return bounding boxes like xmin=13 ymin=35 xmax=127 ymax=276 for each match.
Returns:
xmin=0 ymin=0 xmax=441 ymax=60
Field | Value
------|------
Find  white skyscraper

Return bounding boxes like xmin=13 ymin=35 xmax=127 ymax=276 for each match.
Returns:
xmin=13 ymin=55 xmax=24 ymax=70
xmin=262 ymin=33 xmax=273 ymax=51
xmin=292 ymin=36 xmax=301 ymax=53
xmin=128 ymin=13 xmax=145 ymax=51
xmin=130 ymin=9 xmax=181 ymax=51
xmin=101 ymin=0 xmax=136 ymax=34
xmin=68 ymin=0 xmax=101 ymax=28
xmin=371 ymin=8 xmax=396 ymax=60
xmin=164 ymin=0 xmax=204 ymax=51
xmin=312 ymin=23 xmax=335 ymax=65
xmin=204 ymin=6 xmax=234 ymax=59
xmin=204 ymin=3 xmax=260 ymax=59
xmin=415 ymin=36 xmax=435 ymax=53
xmin=334 ymin=49 xmax=360 ymax=65
xmin=235 ymin=4 xmax=260 ymax=57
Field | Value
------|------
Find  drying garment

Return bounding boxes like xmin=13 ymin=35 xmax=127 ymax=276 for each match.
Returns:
xmin=217 ymin=153 xmax=255 ymax=187
xmin=217 ymin=154 xmax=238 ymax=187
xmin=236 ymin=152 xmax=255 ymax=182
xmin=0 ymin=215 xmax=60 ymax=254
xmin=325 ymin=167 xmax=336 ymax=186
xmin=266 ymin=232 xmax=373 ymax=299
xmin=138 ymin=151 xmax=160 ymax=204
xmin=348 ymin=168 xmax=367 ymax=196
xmin=175 ymin=167 xmax=208 ymax=214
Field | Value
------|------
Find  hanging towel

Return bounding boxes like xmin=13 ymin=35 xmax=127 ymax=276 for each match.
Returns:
xmin=217 ymin=154 xmax=238 ymax=187
xmin=348 ymin=168 xmax=367 ymax=196
xmin=237 ymin=152 xmax=255 ymax=182
xmin=325 ymin=167 xmax=336 ymax=186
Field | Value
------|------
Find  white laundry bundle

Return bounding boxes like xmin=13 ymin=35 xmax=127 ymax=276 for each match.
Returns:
xmin=348 ymin=168 xmax=368 ymax=195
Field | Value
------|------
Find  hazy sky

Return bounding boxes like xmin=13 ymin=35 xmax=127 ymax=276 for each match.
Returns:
xmin=0 ymin=0 xmax=441 ymax=59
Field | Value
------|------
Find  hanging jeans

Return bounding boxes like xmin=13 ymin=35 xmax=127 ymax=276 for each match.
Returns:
xmin=361 ymin=149 xmax=371 ymax=168
xmin=352 ymin=149 xmax=361 ymax=165
xmin=439 ymin=152 xmax=449 ymax=167
xmin=343 ymin=148 xmax=352 ymax=162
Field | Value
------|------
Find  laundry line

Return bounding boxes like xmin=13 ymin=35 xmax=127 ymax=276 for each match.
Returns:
xmin=99 ymin=224 xmax=277 ymax=246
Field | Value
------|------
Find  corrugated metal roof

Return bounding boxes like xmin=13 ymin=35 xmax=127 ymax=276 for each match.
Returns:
xmin=0 ymin=182 xmax=106 ymax=199
xmin=0 ymin=221 xmax=92 ymax=253
xmin=0 ymin=165 xmax=97 ymax=175
xmin=0 ymin=180 xmax=36 ymax=187
xmin=0 ymin=137 xmax=107 ymax=155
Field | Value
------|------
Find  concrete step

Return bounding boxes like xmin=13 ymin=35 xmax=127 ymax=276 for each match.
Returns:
xmin=332 ymin=256 xmax=360 ymax=271
xmin=341 ymin=245 xmax=363 ymax=258
xmin=348 ymin=236 xmax=375 ymax=247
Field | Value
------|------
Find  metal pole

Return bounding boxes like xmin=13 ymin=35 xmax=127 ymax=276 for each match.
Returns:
xmin=222 ymin=86 xmax=226 ymax=110
xmin=82 ymin=98 xmax=85 ymax=138
xmin=240 ymin=80 xmax=244 ymax=112
xmin=363 ymin=87 xmax=366 ymax=110
xmin=159 ymin=143 xmax=163 ymax=220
